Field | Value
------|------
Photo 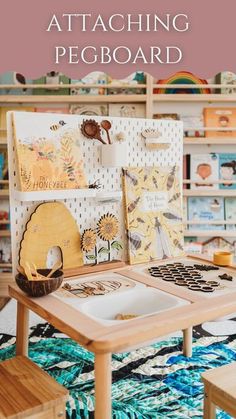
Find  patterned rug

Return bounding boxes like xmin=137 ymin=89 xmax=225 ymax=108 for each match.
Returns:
xmin=0 ymin=323 xmax=236 ymax=419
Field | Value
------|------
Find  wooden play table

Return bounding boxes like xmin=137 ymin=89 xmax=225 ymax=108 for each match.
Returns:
xmin=9 ymin=257 xmax=236 ymax=419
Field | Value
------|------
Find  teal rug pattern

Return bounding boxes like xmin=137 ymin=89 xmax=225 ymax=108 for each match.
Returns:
xmin=0 ymin=330 xmax=236 ymax=418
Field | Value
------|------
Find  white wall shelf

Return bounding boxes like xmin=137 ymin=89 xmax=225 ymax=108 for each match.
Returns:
xmin=12 ymin=188 xmax=96 ymax=202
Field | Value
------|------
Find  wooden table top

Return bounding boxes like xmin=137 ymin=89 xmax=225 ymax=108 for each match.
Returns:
xmin=9 ymin=257 xmax=236 ymax=354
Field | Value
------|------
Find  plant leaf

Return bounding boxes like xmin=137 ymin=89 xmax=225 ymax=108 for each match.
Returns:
xmin=86 ymin=255 xmax=97 ymax=260
xmin=111 ymin=241 xmax=123 ymax=251
xmin=98 ymin=247 xmax=110 ymax=254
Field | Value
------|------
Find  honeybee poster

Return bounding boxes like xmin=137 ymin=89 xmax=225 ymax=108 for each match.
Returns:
xmin=12 ymin=111 xmax=87 ymax=191
xmin=123 ymin=166 xmax=184 ymax=264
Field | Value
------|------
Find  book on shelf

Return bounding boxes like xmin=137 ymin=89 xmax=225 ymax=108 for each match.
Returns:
xmin=35 ymin=107 xmax=69 ymax=114
xmin=204 ymin=107 xmax=236 ymax=137
xmin=123 ymin=166 xmax=184 ymax=264
xmin=184 ymin=237 xmax=203 ymax=254
xmin=70 ymin=104 xmax=108 ymax=116
xmin=108 ymin=103 xmax=146 ymax=118
xmin=181 ymin=115 xmax=205 ymax=137
xmin=188 ymin=196 xmax=225 ymax=230
xmin=0 ymin=201 xmax=10 ymax=230
xmin=225 ymin=198 xmax=236 ymax=230
xmin=0 ymin=237 xmax=11 ymax=264
xmin=219 ymin=153 xmax=236 ymax=189
xmin=70 ymin=72 xmax=108 ymax=95
xmin=202 ymin=236 xmax=235 ymax=257
xmin=190 ymin=153 xmax=219 ymax=190
xmin=215 ymin=72 xmax=236 ymax=94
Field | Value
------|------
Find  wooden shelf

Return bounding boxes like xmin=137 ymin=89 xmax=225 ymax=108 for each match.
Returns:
xmin=0 ymin=190 xmax=9 ymax=198
xmin=184 ymin=137 xmax=236 ymax=145
xmin=153 ymin=94 xmax=236 ymax=102
xmin=183 ymin=179 xmax=236 ymax=185
xmin=184 ymin=230 xmax=236 ymax=238
xmin=0 ymin=263 xmax=12 ymax=268
xmin=0 ymin=231 xmax=11 ymax=237
xmin=184 ymin=190 xmax=236 ymax=197
xmin=0 ymin=94 xmax=147 ymax=104
xmin=0 ymin=83 xmax=147 ymax=90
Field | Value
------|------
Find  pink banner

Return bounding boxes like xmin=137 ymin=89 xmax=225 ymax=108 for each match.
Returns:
xmin=0 ymin=0 xmax=235 ymax=78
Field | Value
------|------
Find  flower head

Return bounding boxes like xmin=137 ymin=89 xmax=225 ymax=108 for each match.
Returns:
xmin=81 ymin=229 xmax=97 ymax=252
xmin=97 ymin=213 xmax=119 ymax=241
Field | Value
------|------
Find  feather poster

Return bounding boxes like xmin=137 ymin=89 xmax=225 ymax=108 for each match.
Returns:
xmin=122 ymin=166 xmax=184 ymax=264
xmin=12 ymin=111 xmax=87 ymax=191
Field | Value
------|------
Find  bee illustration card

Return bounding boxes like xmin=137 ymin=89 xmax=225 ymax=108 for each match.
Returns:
xmin=12 ymin=111 xmax=87 ymax=191
xmin=122 ymin=166 xmax=184 ymax=264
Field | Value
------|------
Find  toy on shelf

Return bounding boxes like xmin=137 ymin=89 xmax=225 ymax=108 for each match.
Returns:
xmin=81 ymin=213 xmax=123 ymax=265
xmin=154 ymin=71 xmax=211 ymax=94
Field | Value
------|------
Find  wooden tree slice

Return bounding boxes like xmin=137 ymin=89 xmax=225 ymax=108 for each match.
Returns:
xmin=19 ymin=202 xmax=84 ymax=269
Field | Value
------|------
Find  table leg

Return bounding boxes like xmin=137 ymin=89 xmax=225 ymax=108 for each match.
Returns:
xmin=16 ymin=301 xmax=29 ymax=356
xmin=203 ymin=386 xmax=216 ymax=419
xmin=94 ymin=353 xmax=112 ymax=419
xmin=183 ymin=327 xmax=192 ymax=357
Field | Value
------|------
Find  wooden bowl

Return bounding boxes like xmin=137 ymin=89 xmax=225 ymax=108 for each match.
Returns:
xmin=15 ymin=269 xmax=63 ymax=297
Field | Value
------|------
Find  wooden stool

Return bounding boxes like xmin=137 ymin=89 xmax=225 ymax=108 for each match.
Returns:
xmin=202 ymin=362 xmax=236 ymax=419
xmin=0 ymin=356 xmax=69 ymax=418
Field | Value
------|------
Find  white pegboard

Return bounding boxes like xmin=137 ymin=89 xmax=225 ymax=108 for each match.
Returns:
xmin=7 ymin=112 xmax=183 ymax=274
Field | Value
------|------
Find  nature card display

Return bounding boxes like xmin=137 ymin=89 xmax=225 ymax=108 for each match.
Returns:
xmin=12 ymin=111 xmax=87 ymax=191
xmin=188 ymin=197 xmax=224 ymax=231
xmin=204 ymin=107 xmax=236 ymax=137
xmin=69 ymin=104 xmax=108 ymax=116
xmin=190 ymin=153 xmax=219 ymax=190
xmin=225 ymin=198 xmax=236 ymax=230
xmin=219 ymin=153 xmax=236 ymax=189
xmin=70 ymin=72 xmax=107 ymax=95
xmin=109 ymin=103 xmax=146 ymax=118
xmin=122 ymin=166 xmax=184 ymax=264
xmin=181 ymin=115 xmax=205 ymax=137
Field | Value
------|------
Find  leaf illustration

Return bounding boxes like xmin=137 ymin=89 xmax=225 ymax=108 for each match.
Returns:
xmin=86 ymin=255 xmax=97 ymax=260
xmin=98 ymin=247 xmax=110 ymax=254
xmin=111 ymin=241 xmax=123 ymax=251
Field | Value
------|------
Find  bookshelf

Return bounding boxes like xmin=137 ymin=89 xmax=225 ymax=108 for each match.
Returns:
xmin=1 ymin=75 xmax=236 ymax=294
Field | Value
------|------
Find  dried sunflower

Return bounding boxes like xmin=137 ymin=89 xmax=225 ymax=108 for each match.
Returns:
xmin=81 ymin=229 xmax=97 ymax=252
xmin=97 ymin=213 xmax=119 ymax=241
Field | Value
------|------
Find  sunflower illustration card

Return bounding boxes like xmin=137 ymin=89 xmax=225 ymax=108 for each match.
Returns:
xmin=122 ymin=166 xmax=184 ymax=264
xmin=12 ymin=111 xmax=87 ymax=191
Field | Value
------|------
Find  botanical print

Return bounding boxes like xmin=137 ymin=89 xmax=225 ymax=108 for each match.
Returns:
xmin=123 ymin=166 xmax=184 ymax=264
xmin=13 ymin=111 xmax=87 ymax=191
